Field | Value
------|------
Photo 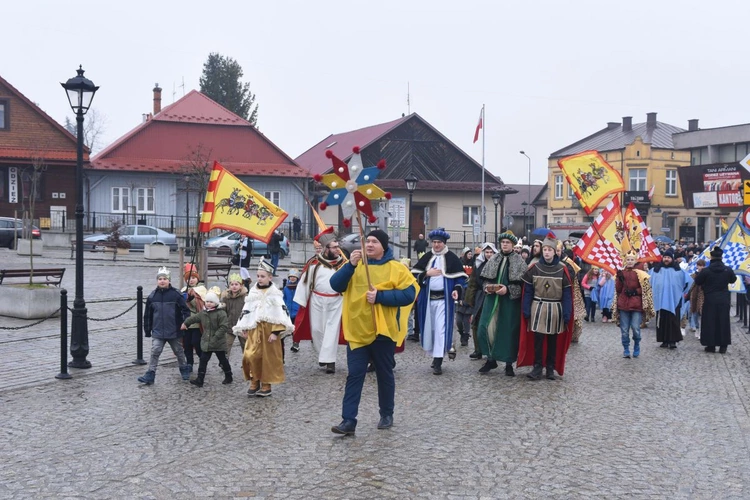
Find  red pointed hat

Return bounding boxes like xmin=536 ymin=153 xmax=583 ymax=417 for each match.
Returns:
xmin=314 ymin=226 xmax=337 ymax=247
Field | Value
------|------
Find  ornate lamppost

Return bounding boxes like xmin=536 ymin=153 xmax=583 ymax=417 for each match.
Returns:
xmin=405 ymin=174 xmax=418 ymax=259
xmin=61 ymin=66 xmax=98 ymax=369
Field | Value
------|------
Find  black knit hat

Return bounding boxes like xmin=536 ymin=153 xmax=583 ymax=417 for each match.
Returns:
xmin=367 ymin=229 xmax=389 ymax=250
xmin=710 ymin=246 xmax=723 ymax=259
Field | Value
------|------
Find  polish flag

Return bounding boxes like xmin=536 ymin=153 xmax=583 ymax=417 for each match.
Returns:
xmin=647 ymin=184 xmax=655 ymax=200
xmin=473 ymin=108 xmax=483 ymax=143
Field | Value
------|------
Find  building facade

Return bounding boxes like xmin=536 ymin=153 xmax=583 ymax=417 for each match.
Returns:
xmin=547 ymin=113 xmax=694 ymax=242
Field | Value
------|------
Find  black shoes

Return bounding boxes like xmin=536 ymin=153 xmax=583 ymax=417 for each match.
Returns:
xmin=719 ymin=346 xmax=727 ymax=354
xmin=377 ymin=415 xmax=393 ymax=430
xmin=460 ymin=335 xmax=469 ymax=347
xmin=432 ymin=357 xmax=443 ymax=375
xmin=190 ymin=373 xmax=205 ymax=387
xmin=659 ymin=342 xmax=669 ymax=348
xmin=222 ymin=371 xmax=233 ymax=385
xmin=504 ymin=363 xmax=515 ymax=377
xmin=326 ymin=363 xmax=336 ymax=374
xmin=669 ymin=343 xmax=677 ymax=349
xmin=545 ymin=367 xmax=556 ymax=380
xmin=406 ymin=334 xmax=420 ymax=342
xmin=331 ymin=420 xmax=356 ymax=436
xmin=527 ymin=365 xmax=543 ymax=380
xmin=469 ymin=351 xmax=483 ymax=360
xmin=478 ymin=359 xmax=498 ymax=373
xmin=290 ymin=342 xmax=300 ymax=353
xmin=705 ymin=346 xmax=716 ymax=353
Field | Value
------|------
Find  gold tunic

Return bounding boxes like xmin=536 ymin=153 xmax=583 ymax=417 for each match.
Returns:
xmin=242 ymin=321 xmax=286 ymax=384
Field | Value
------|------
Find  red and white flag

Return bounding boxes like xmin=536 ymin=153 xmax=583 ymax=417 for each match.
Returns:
xmin=473 ymin=108 xmax=483 ymax=143
xmin=647 ymin=184 xmax=655 ymax=200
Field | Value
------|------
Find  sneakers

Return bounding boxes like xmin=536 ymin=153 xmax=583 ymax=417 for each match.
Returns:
xmin=137 ymin=370 xmax=155 ymax=385
xmin=247 ymin=381 xmax=260 ymax=396
xmin=331 ymin=419 xmax=356 ymax=436
xmin=290 ymin=342 xmax=300 ymax=353
xmin=623 ymin=347 xmax=631 ymax=358
xmin=633 ymin=343 xmax=640 ymax=358
xmin=478 ymin=359 xmax=498 ymax=373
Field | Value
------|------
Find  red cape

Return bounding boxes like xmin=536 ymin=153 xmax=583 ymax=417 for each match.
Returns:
xmin=517 ymin=270 xmax=575 ymax=376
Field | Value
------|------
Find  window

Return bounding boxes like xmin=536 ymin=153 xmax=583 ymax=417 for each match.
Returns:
xmin=554 ymin=175 xmax=563 ymax=199
xmin=112 ymin=187 xmax=130 ymax=213
xmin=264 ymin=191 xmax=280 ymax=206
xmin=0 ymin=99 xmax=8 ymax=130
xmin=665 ymin=170 xmax=677 ymax=196
xmin=718 ymin=144 xmax=735 ymax=163
xmin=629 ymin=169 xmax=647 ymax=191
xmin=736 ymin=143 xmax=749 ymax=160
xmin=462 ymin=206 xmax=480 ymax=226
xmin=568 ymin=182 xmax=575 ymax=198
xmin=135 ymin=187 xmax=155 ymax=213
xmin=553 ymin=216 xmax=563 ymax=223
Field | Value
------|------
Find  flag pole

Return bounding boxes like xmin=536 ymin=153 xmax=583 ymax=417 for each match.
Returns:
xmin=481 ymin=104 xmax=485 ymax=241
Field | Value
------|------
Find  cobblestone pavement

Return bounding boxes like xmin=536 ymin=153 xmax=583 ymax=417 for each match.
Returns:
xmin=3 ymin=248 xmax=750 ymax=498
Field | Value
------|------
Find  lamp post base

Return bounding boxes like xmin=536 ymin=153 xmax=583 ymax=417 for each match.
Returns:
xmin=69 ymin=305 xmax=91 ymax=369
xmin=68 ymin=359 xmax=92 ymax=369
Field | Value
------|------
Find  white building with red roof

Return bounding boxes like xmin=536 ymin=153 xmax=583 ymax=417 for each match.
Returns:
xmin=89 ymin=86 xmax=309 ymax=236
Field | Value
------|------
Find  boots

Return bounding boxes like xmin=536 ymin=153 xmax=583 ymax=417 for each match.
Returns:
xmin=247 ymin=380 xmax=260 ymax=396
xmin=190 ymin=371 xmax=205 ymax=387
xmin=623 ymin=346 xmax=631 ymax=358
xmin=545 ymin=366 xmax=556 ymax=380
xmin=222 ymin=369 xmax=233 ymax=385
xmin=478 ymin=359 xmax=498 ymax=373
xmin=432 ymin=357 xmax=443 ymax=375
xmin=527 ymin=364 xmax=543 ymax=380
xmin=137 ymin=370 xmax=155 ymax=385
xmin=326 ymin=363 xmax=336 ymax=374
xmin=504 ymin=362 xmax=515 ymax=377
xmin=633 ymin=342 xmax=640 ymax=358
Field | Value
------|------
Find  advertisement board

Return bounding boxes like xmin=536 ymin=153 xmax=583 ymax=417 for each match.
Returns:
xmin=693 ymin=191 xmax=718 ymax=208
xmin=717 ymin=191 xmax=743 ymax=208
xmin=703 ymin=165 xmax=743 ymax=192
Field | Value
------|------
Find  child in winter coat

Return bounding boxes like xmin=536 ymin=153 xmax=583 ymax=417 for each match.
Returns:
xmin=222 ymin=273 xmax=248 ymax=357
xmin=138 ymin=267 xmax=191 ymax=385
xmin=181 ymin=287 xmax=233 ymax=387
xmin=234 ymin=259 xmax=294 ymax=397
xmin=181 ymin=264 xmax=206 ymax=373
xmin=283 ymin=270 xmax=300 ymax=324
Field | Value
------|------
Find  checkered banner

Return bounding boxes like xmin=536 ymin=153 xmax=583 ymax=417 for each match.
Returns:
xmin=719 ymin=214 xmax=750 ymax=276
xmin=573 ymin=196 xmax=625 ymax=276
xmin=624 ymin=203 xmax=661 ymax=263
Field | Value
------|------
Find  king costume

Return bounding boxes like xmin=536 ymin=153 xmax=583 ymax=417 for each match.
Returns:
xmin=476 ymin=232 xmax=527 ymax=376
xmin=293 ymin=227 xmax=347 ymax=373
xmin=411 ymin=228 xmax=467 ymax=374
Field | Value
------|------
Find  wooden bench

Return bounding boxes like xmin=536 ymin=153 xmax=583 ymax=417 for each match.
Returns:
xmin=206 ymin=262 xmax=233 ymax=285
xmin=0 ymin=268 xmax=66 ymax=286
xmin=71 ymin=239 xmax=118 ymax=261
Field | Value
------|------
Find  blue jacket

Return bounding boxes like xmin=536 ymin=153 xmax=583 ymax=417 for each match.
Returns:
xmin=282 ymin=285 xmax=300 ymax=320
xmin=330 ymin=248 xmax=416 ymax=307
xmin=144 ymin=285 xmax=191 ymax=339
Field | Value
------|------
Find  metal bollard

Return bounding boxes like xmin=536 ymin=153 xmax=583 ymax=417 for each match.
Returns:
xmin=56 ymin=290 xmax=72 ymax=380
xmin=133 ymin=286 xmax=147 ymax=365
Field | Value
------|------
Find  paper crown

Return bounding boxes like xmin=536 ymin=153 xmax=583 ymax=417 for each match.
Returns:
xmin=228 ymin=273 xmax=243 ymax=284
xmin=157 ymin=267 xmax=170 ymax=279
xmin=258 ymin=258 xmax=274 ymax=274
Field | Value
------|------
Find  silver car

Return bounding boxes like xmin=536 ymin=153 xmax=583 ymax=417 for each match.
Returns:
xmin=83 ymin=225 xmax=178 ymax=251
xmin=203 ymin=231 xmax=289 ymax=258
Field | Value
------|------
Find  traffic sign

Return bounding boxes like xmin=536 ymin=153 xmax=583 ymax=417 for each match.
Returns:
xmin=740 ymin=153 xmax=750 ymax=174
xmin=744 ymin=207 xmax=750 ymax=228
xmin=744 ymin=180 xmax=750 ymax=206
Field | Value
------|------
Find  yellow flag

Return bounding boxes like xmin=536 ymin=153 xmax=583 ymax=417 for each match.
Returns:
xmin=199 ymin=161 xmax=288 ymax=244
xmin=558 ymin=150 xmax=626 ymax=214
xmin=721 ymin=218 xmax=728 ymax=232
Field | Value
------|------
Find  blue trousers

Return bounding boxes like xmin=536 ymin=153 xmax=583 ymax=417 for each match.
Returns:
xmin=619 ymin=310 xmax=642 ymax=347
xmin=270 ymin=252 xmax=280 ymax=275
xmin=341 ymin=335 xmax=396 ymax=425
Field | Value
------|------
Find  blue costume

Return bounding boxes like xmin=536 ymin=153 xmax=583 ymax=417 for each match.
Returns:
xmin=650 ymin=253 xmax=687 ymax=347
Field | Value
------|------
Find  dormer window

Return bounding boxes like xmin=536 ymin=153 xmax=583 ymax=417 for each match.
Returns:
xmin=0 ymin=99 xmax=8 ymax=130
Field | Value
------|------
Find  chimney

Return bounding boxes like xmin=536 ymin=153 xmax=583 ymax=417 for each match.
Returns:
xmin=646 ymin=112 xmax=657 ymax=128
xmin=607 ymin=122 xmax=620 ymax=130
xmin=688 ymin=119 xmax=699 ymax=131
xmin=622 ymin=116 xmax=632 ymax=132
xmin=153 ymin=83 xmax=162 ymax=115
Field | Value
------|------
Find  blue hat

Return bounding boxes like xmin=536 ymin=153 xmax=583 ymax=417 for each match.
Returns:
xmin=428 ymin=228 xmax=450 ymax=242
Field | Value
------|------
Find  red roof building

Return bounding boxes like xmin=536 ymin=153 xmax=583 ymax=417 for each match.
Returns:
xmin=0 ymin=74 xmax=84 ymax=228
xmin=88 ymin=87 xmax=309 ymax=234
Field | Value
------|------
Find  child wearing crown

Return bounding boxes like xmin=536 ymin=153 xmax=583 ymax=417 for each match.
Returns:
xmin=233 ymin=259 xmax=294 ymax=397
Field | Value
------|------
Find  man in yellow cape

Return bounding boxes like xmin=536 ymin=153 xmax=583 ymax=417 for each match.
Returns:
xmin=329 ymin=229 xmax=418 ymax=436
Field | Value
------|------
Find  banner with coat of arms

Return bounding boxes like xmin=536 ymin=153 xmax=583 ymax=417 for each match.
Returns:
xmin=558 ymin=150 xmax=626 ymax=215
xmin=199 ymin=161 xmax=287 ymax=243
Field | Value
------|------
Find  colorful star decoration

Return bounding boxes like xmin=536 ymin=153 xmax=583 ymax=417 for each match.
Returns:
xmin=314 ymin=146 xmax=391 ymax=228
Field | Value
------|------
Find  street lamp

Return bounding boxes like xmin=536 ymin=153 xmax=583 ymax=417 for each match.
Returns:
xmin=405 ymin=174 xmax=418 ymax=259
xmin=522 ymin=202 xmax=529 ymax=240
xmin=520 ymin=151 xmax=532 ymax=238
xmin=492 ymin=190 xmax=502 ymax=242
xmin=61 ymin=65 xmax=98 ymax=369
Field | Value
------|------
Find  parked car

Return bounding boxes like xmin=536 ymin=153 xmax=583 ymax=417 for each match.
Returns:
xmin=203 ymin=231 xmax=290 ymax=258
xmin=83 ymin=224 xmax=178 ymax=252
xmin=339 ymin=233 xmax=361 ymax=256
xmin=0 ymin=217 xmax=41 ymax=249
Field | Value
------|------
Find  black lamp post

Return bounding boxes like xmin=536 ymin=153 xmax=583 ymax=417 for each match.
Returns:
xmin=61 ymin=66 xmax=98 ymax=369
xmin=522 ymin=202 xmax=529 ymax=240
xmin=492 ymin=190 xmax=502 ymax=241
xmin=405 ymin=174 xmax=418 ymax=259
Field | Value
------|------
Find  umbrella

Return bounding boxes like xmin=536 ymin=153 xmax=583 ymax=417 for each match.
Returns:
xmin=531 ymin=228 xmax=555 ymax=238
xmin=653 ymin=235 xmax=673 ymax=245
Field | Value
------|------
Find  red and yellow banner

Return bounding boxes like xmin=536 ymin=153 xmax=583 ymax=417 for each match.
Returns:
xmin=199 ymin=161 xmax=287 ymax=243
xmin=623 ymin=202 xmax=661 ymax=263
xmin=558 ymin=150 xmax=625 ymax=214
xmin=573 ymin=195 xmax=627 ymax=275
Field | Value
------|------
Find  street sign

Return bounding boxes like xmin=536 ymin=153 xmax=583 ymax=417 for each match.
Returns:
xmin=473 ymin=214 xmax=480 ymax=237
xmin=740 ymin=153 xmax=750 ymax=174
xmin=744 ymin=180 xmax=750 ymax=206
xmin=744 ymin=207 xmax=750 ymax=228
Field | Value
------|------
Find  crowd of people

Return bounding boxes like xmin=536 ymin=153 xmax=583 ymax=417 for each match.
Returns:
xmin=135 ymin=226 xmax=744 ymax=435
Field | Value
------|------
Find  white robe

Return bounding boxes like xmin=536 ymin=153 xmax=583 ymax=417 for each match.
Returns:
xmin=293 ymin=263 xmax=343 ymax=364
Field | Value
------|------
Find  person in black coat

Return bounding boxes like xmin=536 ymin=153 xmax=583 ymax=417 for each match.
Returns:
xmin=694 ymin=246 xmax=737 ymax=353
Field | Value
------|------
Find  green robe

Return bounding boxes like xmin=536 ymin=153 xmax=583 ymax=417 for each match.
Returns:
xmin=477 ymin=253 xmax=522 ymax=363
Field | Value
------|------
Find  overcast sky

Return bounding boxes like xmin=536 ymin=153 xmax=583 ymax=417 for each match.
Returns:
xmin=4 ymin=0 xmax=748 ymax=186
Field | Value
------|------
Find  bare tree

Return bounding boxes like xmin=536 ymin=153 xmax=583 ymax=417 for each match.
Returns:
xmin=20 ymin=145 xmax=49 ymax=283
xmin=65 ymin=108 xmax=108 ymax=155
